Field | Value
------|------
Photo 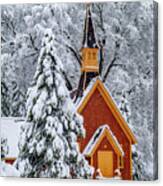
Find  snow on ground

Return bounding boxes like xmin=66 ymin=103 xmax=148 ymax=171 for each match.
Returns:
xmin=1 ymin=117 xmax=24 ymax=158
xmin=0 ymin=161 xmax=20 ymax=177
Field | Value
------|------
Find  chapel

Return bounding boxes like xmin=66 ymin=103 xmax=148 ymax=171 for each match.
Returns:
xmin=75 ymin=4 xmax=137 ymax=180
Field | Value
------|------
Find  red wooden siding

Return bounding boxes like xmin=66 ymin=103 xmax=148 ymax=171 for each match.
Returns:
xmin=79 ymin=88 xmax=132 ymax=180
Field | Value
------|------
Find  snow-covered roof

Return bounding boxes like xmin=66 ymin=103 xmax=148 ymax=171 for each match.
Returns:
xmin=75 ymin=77 xmax=97 ymax=108
xmin=1 ymin=118 xmax=24 ymax=158
xmin=75 ymin=77 xmax=115 ymax=110
xmin=83 ymin=124 xmax=124 ymax=157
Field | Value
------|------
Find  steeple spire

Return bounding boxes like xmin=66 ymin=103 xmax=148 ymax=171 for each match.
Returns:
xmin=82 ymin=3 xmax=98 ymax=48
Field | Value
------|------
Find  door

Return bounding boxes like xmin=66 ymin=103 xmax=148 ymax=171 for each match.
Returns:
xmin=98 ymin=151 xmax=113 ymax=177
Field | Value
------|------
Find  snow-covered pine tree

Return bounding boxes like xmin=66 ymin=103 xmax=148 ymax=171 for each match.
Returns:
xmin=1 ymin=81 xmax=10 ymax=116
xmin=132 ymin=146 xmax=144 ymax=180
xmin=119 ymin=91 xmax=131 ymax=124
xmin=10 ymin=81 xmax=26 ymax=117
xmin=119 ymin=91 xmax=144 ymax=180
xmin=15 ymin=29 xmax=93 ymax=178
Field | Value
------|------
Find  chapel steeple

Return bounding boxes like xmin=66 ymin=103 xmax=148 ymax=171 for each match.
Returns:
xmin=82 ymin=4 xmax=98 ymax=48
xmin=75 ymin=4 xmax=99 ymax=100
xmin=81 ymin=4 xmax=99 ymax=73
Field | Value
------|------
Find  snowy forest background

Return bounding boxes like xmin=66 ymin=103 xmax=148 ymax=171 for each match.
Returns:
xmin=1 ymin=1 xmax=156 ymax=180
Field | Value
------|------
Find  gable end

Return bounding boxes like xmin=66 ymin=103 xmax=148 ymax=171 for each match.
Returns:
xmin=77 ymin=78 xmax=137 ymax=144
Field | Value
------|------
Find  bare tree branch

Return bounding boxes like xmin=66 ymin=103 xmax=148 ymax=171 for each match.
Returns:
xmin=2 ymin=12 xmax=16 ymax=36
xmin=29 ymin=34 xmax=39 ymax=52
xmin=1 ymin=35 xmax=6 ymax=43
xmin=61 ymin=30 xmax=82 ymax=67
xmin=62 ymin=71 xmax=73 ymax=90
xmin=95 ymin=4 xmax=105 ymax=33
xmin=48 ymin=53 xmax=73 ymax=91
xmin=102 ymin=40 xmax=120 ymax=82
xmin=65 ymin=44 xmax=82 ymax=67
xmin=102 ymin=56 xmax=116 ymax=82
xmin=98 ymin=41 xmax=104 ymax=75
xmin=24 ymin=52 xmax=38 ymax=59
xmin=54 ymin=31 xmax=82 ymax=67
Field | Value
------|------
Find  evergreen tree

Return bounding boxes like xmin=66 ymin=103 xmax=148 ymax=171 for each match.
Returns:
xmin=119 ymin=91 xmax=145 ymax=180
xmin=10 ymin=81 xmax=26 ymax=117
xmin=132 ymin=147 xmax=144 ymax=180
xmin=15 ymin=29 xmax=93 ymax=178
xmin=119 ymin=91 xmax=131 ymax=124
xmin=1 ymin=81 xmax=10 ymax=116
